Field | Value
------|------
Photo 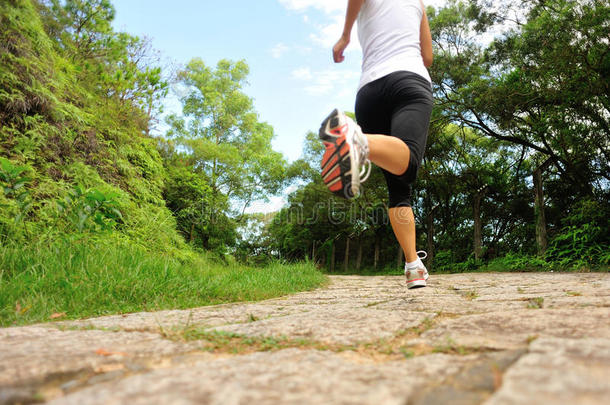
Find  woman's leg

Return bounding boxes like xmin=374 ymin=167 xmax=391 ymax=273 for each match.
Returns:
xmin=367 ymin=134 xmax=410 ymax=176
xmin=354 ymin=71 xmax=433 ymax=270
xmin=389 ymin=206 xmax=418 ymax=263
xmin=365 ymin=134 xmax=418 ymax=263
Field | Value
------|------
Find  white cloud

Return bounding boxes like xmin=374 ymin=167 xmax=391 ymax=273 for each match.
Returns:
xmin=278 ymin=0 xmax=345 ymax=14
xmin=292 ymin=68 xmax=360 ymax=96
xmin=270 ymin=42 xmax=290 ymax=59
xmin=425 ymin=0 xmax=448 ymax=9
xmin=244 ymin=195 xmax=287 ymax=214
xmin=280 ymin=0 xmax=449 ymax=15
xmin=309 ymin=13 xmax=346 ymax=49
xmin=292 ymin=67 xmax=313 ymax=80
xmin=279 ymin=0 xmax=347 ymax=51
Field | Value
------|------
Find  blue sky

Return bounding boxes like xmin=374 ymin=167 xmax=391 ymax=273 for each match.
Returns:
xmin=112 ymin=0 xmax=446 ymax=211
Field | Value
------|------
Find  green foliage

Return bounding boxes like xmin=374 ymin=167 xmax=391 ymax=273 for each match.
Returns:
xmin=165 ymin=58 xmax=289 ymax=254
xmin=546 ymin=199 xmax=610 ymax=269
xmin=0 ymin=0 xmax=333 ymax=330
xmin=483 ymin=253 xmax=549 ymax=273
xmin=0 ymin=157 xmax=33 ymax=227
xmin=0 ymin=157 xmax=31 ymax=197
xmin=169 ymin=166 xmax=236 ymax=252
xmin=433 ymin=0 xmax=609 ymax=194
xmin=168 ymin=58 xmax=287 ymax=208
xmin=55 ymin=185 xmax=122 ymax=233
xmin=0 ymin=0 xmax=181 ymax=254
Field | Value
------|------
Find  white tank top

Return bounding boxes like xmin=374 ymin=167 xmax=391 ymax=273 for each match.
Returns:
xmin=357 ymin=0 xmax=432 ymax=90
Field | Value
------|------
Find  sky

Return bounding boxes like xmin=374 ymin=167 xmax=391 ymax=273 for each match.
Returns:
xmin=112 ymin=0 xmax=447 ymax=212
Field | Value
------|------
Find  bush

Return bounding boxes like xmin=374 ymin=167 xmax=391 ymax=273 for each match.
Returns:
xmin=432 ymin=250 xmax=480 ymax=273
xmin=546 ymin=199 xmax=610 ymax=269
xmin=483 ymin=252 xmax=549 ymax=272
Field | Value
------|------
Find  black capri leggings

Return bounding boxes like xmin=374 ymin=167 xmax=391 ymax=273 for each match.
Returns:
xmin=355 ymin=70 xmax=433 ymax=208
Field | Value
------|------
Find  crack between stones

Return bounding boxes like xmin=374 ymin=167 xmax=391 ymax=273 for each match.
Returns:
xmin=0 ymin=349 xmax=215 ymax=405
xmin=404 ymin=346 xmax=530 ymax=405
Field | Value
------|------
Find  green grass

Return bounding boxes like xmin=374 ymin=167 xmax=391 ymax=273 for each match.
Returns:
xmin=527 ymin=297 xmax=544 ymax=309
xmin=0 ymin=237 xmax=328 ymax=327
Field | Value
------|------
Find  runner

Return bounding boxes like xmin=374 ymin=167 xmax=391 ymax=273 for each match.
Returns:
xmin=319 ymin=0 xmax=434 ymax=289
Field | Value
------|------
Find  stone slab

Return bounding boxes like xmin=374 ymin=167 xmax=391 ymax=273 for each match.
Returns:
xmin=210 ymin=305 xmax=435 ymax=345
xmin=417 ymin=307 xmax=610 ymax=350
xmin=0 ymin=326 xmax=204 ymax=390
xmin=46 ymin=349 xmax=473 ymax=405
xmin=485 ymin=338 xmax=610 ymax=405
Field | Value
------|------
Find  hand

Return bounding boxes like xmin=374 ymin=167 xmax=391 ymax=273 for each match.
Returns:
xmin=333 ymin=36 xmax=350 ymax=63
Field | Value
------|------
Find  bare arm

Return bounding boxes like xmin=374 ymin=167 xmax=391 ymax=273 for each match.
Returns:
xmin=420 ymin=0 xmax=433 ymax=67
xmin=333 ymin=0 xmax=365 ymax=63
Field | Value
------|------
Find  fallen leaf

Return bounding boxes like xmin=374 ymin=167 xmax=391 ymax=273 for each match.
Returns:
xmin=94 ymin=363 xmax=126 ymax=373
xmin=95 ymin=348 xmax=127 ymax=357
xmin=15 ymin=302 xmax=30 ymax=314
xmin=50 ymin=312 xmax=66 ymax=319
xmin=492 ymin=365 xmax=503 ymax=389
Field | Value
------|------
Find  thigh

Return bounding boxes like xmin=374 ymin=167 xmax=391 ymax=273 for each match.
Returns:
xmin=355 ymin=77 xmax=391 ymax=135
xmin=389 ymin=72 xmax=434 ymax=168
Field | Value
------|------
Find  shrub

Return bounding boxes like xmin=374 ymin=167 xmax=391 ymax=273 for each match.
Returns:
xmin=546 ymin=199 xmax=610 ymax=269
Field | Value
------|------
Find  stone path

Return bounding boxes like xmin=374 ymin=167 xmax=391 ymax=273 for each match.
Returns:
xmin=1 ymin=273 xmax=609 ymax=404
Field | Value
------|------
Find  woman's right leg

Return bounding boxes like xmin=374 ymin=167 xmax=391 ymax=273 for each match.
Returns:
xmin=367 ymin=134 xmax=411 ymax=176
xmin=363 ymin=133 xmax=419 ymax=263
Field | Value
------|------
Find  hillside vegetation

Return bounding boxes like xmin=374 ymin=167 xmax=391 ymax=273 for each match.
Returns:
xmin=0 ymin=0 xmax=324 ymax=326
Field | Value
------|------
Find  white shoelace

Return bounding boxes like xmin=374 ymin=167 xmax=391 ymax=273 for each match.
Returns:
xmin=354 ymin=128 xmax=372 ymax=183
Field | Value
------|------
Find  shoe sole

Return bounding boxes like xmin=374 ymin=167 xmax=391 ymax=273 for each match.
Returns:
xmin=319 ymin=109 xmax=360 ymax=198
xmin=406 ymin=269 xmax=428 ymax=289
xmin=407 ymin=279 xmax=427 ymax=289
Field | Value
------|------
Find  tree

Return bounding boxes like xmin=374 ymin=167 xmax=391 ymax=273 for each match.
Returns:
xmin=168 ymin=59 xmax=286 ymax=210
xmin=430 ymin=0 xmax=609 ymax=196
xmin=166 ymin=59 xmax=288 ymax=251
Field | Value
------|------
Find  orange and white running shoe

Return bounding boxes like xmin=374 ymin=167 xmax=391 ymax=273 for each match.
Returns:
xmin=319 ymin=109 xmax=371 ymax=199
xmin=405 ymin=251 xmax=429 ymax=289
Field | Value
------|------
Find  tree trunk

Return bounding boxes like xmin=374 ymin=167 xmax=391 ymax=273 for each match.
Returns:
xmin=473 ymin=186 xmax=487 ymax=261
xmin=397 ymin=245 xmax=404 ymax=268
xmin=344 ymin=237 xmax=350 ymax=272
xmin=534 ymin=158 xmax=553 ymax=256
xmin=374 ymin=235 xmax=380 ymax=270
xmin=311 ymin=241 xmax=316 ymax=263
xmin=145 ymin=95 xmax=153 ymax=137
xmin=356 ymin=237 xmax=363 ymax=271
xmin=330 ymin=241 xmax=336 ymax=273
xmin=426 ymin=207 xmax=436 ymax=267
xmin=189 ymin=222 xmax=195 ymax=243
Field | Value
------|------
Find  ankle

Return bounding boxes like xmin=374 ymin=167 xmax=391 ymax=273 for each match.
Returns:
xmin=405 ymin=252 xmax=419 ymax=264
xmin=405 ymin=258 xmax=421 ymax=268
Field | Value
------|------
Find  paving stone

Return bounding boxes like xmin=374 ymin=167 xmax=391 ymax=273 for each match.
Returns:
xmin=416 ymin=307 xmax=610 ymax=350
xmin=485 ymin=338 xmax=610 ymax=405
xmin=409 ymin=349 xmax=527 ymax=405
xmin=0 ymin=326 xmax=206 ymax=394
xmin=46 ymin=349 xmax=472 ymax=405
xmin=210 ymin=305 xmax=435 ymax=345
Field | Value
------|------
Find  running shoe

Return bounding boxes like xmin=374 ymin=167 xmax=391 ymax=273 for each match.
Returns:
xmin=319 ymin=109 xmax=371 ymax=198
xmin=405 ymin=251 xmax=429 ymax=289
